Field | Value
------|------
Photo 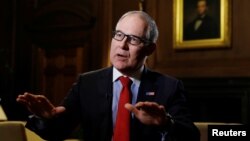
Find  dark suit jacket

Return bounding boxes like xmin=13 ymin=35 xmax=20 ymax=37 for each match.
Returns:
xmin=26 ymin=67 xmax=200 ymax=141
xmin=184 ymin=15 xmax=220 ymax=40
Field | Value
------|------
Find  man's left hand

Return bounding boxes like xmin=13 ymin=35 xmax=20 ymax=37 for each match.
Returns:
xmin=125 ymin=102 xmax=169 ymax=126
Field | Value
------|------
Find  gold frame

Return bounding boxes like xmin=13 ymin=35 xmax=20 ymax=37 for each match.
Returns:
xmin=173 ymin=0 xmax=231 ymax=49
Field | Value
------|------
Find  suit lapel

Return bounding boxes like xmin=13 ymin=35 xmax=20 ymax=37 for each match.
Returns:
xmin=136 ymin=68 xmax=157 ymax=103
xmin=98 ymin=67 xmax=113 ymax=102
xmin=131 ymin=68 xmax=159 ymax=141
xmin=95 ymin=67 xmax=113 ymax=141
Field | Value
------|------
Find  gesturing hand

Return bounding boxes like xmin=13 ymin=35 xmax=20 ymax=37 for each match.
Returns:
xmin=125 ymin=102 xmax=169 ymax=126
xmin=16 ymin=92 xmax=65 ymax=119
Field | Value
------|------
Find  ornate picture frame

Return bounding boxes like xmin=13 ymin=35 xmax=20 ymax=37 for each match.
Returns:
xmin=173 ymin=0 xmax=231 ymax=49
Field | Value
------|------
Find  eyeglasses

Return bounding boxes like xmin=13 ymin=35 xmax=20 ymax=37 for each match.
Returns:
xmin=112 ymin=31 xmax=151 ymax=46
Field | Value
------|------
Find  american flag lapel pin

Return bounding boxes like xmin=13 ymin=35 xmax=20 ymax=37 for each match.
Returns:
xmin=145 ymin=92 xmax=155 ymax=96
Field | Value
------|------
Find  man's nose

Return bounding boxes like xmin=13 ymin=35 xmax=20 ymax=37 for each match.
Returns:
xmin=119 ymin=36 xmax=129 ymax=49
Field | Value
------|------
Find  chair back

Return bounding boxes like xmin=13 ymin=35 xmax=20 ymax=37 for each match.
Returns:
xmin=0 ymin=121 xmax=27 ymax=141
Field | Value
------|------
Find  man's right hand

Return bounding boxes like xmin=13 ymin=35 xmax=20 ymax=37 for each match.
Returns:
xmin=16 ymin=92 xmax=66 ymax=119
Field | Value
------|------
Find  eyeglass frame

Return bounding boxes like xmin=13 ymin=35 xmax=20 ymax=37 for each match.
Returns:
xmin=112 ymin=30 xmax=152 ymax=46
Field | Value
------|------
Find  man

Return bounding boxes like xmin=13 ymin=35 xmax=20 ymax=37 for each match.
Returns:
xmin=184 ymin=0 xmax=220 ymax=40
xmin=17 ymin=11 xmax=200 ymax=141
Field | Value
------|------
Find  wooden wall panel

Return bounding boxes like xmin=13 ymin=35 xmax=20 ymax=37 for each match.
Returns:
xmin=37 ymin=47 xmax=89 ymax=105
xmin=144 ymin=0 xmax=250 ymax=77
xmin=33 ymin=0 xmax=114 ymax=104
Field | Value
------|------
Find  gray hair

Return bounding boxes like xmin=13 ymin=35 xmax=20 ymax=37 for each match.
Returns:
xmin=117 ymin=11 xmax=159 ymax=43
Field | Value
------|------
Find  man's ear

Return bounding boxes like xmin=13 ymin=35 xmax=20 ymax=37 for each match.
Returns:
xmin=145 ymin=43 xmax=156 ymax=56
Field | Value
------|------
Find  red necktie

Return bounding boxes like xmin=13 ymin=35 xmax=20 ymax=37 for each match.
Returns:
xmin=113 ymin=76 xmax=132 ymax=141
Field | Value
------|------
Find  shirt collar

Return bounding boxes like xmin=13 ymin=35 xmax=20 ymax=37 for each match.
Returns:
xmin=112 ymin=66 xmax=144 ymax=86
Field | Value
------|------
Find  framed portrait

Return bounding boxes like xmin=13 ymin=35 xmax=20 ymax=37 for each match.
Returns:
xmin=173 ymin=0 xmax=231 ymax=49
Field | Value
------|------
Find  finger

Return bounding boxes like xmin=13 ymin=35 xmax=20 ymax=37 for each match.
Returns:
xmin=23 ymin=92 xmax=35 ymax=97
xmin=16 ymin=96 xmax=28 ymax=103
xmin=136 ymin=102 xmax=166 ymax=116
xmin=36 ymin=95 xmax=55 ymax=110
xmin=125 ymin=103 xmax=139 ymax=116
xmin=124 ymin=103 xmax=133 ymax=111
xmin=144 ymin=101 xmax=159 ymax=107
xmin=24 ymin=93 xmax=39 ymax=105
xmin=16 ymin=98 xmax=29 ymax=106
xmin=135 ymin=101 xmax=159 ymax=110
xmin=52 ymin=106 xmax=66 ymax=115
xmin=16 ymin=95 xmax=36 ymax=113
xmin=16 ymin=95 xmax=27 ymax=102
xmin=22 ymin=93 xmax=48 ymax=115
xmin=159 ymin=105 xmax=166 ymax=112
xmin=134 ymin=102 xmax=145 ymax=109
xmin=16 ymin=94 xmax=29 ymax=102
xmin=16 ymin=94 xmax=35 ymax=108
xmin=142 ymin=102 xmax=163 ymax=109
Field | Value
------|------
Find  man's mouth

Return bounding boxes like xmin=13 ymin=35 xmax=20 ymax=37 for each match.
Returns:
xmin=117 ymin=53 xmax=129 ymax=59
